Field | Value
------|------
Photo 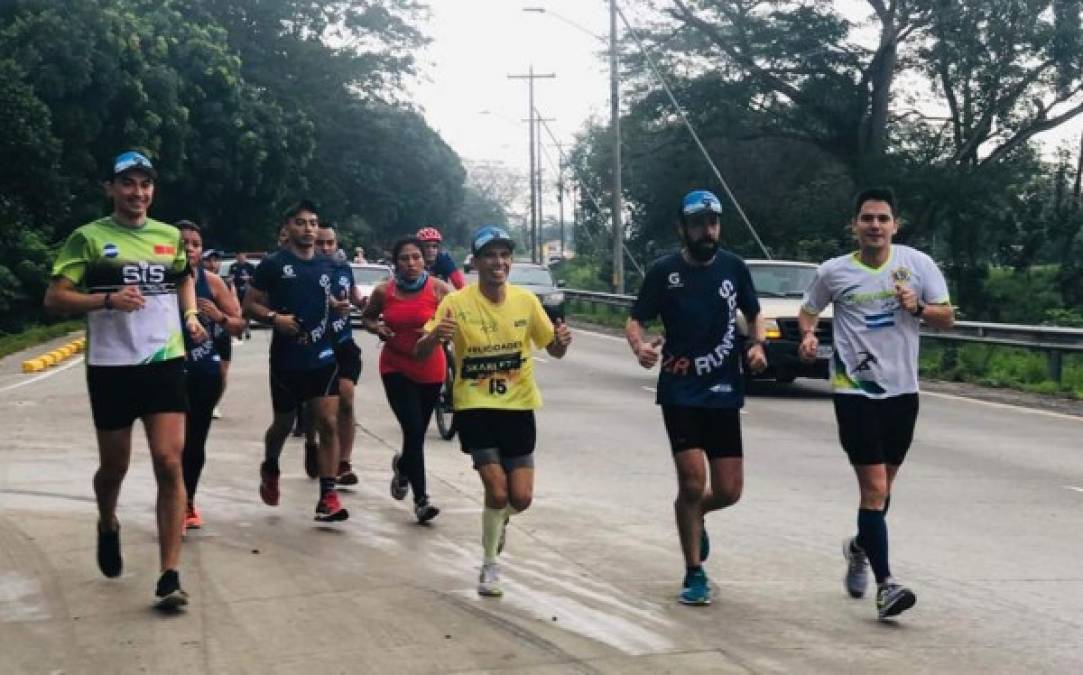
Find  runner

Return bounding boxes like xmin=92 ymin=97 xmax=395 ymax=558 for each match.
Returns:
xmin=362 ymin=236 xmax=453 ymax=522
xmin=314 ymin=222 xmax=365 ymax=486
xmin=798 ymin=187 xmax=954 ymax=620
xmin=177 ymin=223 xmax=244 ymax=530
xmin=43 ymin=150 xmax=207 ymax=609
xmin=229 ymin=251 xmax=257 ymax=311
xmin=416 ymin=225 xmax=572 ymax=596
xmin=625 ymin=189 xmax=767 ymax=606
xmin=201 ymin=248 xmax=235 ymax=419
xmin=417 ymin=227 xmax=466 ymax=289
xmin=243 ymin=200 xmax=351 ymax=522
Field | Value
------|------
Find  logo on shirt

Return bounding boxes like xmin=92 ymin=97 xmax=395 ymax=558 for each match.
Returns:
xmin=667 ymin=272 xmax=683 ymax=288
xmin=319 ymin=274 xmax=331 ymax=289
xmin=102 ymin=243 xmax=118 ymax=259
xmin=514 ymin=319 xmax=527 ymax=327
xmin=154 ymin=244 xmax=176 ymax=255
xmin=892 ymin=267 xmax=912 ymax=283
xmin=122 ymin=262 xmax=166 ymax=284
xmin=282 ymin=265 xmax=296 ymax=278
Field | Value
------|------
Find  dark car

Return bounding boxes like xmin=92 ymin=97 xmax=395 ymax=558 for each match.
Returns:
xmin=509 ymin=263 xmax=566 ymax=322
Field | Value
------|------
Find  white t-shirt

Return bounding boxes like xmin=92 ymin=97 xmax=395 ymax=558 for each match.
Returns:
xmin=802 ymin=245 xmax=950 ymax=398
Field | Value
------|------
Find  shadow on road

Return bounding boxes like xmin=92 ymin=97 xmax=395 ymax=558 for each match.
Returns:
xmin=746 ymin=379 xmax=833 ymax=399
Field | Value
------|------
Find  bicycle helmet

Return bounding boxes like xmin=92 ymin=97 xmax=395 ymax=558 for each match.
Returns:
xmin=416 ymin=227 xmax=443 ymax=242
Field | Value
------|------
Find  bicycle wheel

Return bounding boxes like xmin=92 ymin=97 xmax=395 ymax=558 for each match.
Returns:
xmin=435 ymin=360 xmax=456 ymax=440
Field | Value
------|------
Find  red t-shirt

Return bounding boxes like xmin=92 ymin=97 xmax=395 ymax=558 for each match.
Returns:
xmin=378 ymin=277 xmax=446 ymax=383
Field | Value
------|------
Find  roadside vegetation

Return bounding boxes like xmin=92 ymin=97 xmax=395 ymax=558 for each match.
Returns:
xmin=0 ymin=321 xmax=83 ymax=361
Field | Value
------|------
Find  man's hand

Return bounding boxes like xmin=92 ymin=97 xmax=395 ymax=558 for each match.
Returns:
xmin=329 ymin=294 xmax=351 ymax=318
xmin=197 ymin=297 xmax=224 ymax=324
xmin=746 ymin=342 xmax=767 ymax=373
xmin=272 ymin=313 xmax=302 ymax=337
xmin=552 ymin=319 xmax=572 ymax=348
xmin=434 ymin=308 xmax=457 ymax=343
xmin=895 ymin=282 xmax=919 ymax=314
xmin=186 ymin=315 xmax=208 ymax=343
xmin=111 ymin=285 xmax=145 ymax=312
xmin=635 ymin=335 xmax=664 ymax=369
xmin=798 ymin=331 xmax=818 ymax=363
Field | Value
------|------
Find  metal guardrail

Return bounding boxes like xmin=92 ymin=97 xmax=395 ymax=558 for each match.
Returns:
xmin=563 ymin=289 xmax=1083 ymax=383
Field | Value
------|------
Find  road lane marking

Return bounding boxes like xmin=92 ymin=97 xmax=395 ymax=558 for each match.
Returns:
xmin=921 ymin=390 xmax=1083 ymax=423
xmin=1064 ymin=486 xmax=1083 ymax=494
xmin=642 ymin=386 xmax=656 ymax=393
xmin=0 ymin=356 xmax=84 ymax=394
xmin=533 ymin=356 xmax=549 ymax=364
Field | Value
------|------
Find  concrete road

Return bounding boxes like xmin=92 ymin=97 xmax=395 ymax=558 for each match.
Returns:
xmin=1 ymin=327 xmax=1082 ymax=674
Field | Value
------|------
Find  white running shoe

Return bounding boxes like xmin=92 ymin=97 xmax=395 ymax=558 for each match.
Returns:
xmin=842 ymin=537 xmax=869 ymax=598
xmin=477 ymin=562 xmax=503 ymax=597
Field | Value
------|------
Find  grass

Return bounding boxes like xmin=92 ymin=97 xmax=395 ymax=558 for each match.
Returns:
xmin=0 ymin=321 xmax=84 ymax=361
xmin=920 ymin=341 xmax=1083 ymax=399
xmin=566 ymin=299 xmax=628 ymax=330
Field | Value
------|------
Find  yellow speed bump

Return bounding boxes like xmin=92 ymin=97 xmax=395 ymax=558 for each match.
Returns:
xmin=21 ymin=335 xmax=85 ymax=373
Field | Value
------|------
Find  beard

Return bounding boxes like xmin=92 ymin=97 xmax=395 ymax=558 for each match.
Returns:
xmin=687 ymin=237 xmax=719 ymax=262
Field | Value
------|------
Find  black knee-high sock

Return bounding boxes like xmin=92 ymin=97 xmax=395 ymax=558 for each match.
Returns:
xmin=856 ymin=508 xmax=891 ymax=584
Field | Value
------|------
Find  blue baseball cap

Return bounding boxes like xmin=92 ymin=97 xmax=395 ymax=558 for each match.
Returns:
xmin=681 ymin=190 xmax=722 ymax=216
xmin=471 ymin=225 xmax=515 ymax=254
xmin=111 ymin=151 xmax=157 ymax=179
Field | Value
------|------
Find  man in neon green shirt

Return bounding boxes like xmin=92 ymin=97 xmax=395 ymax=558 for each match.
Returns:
xmin=44 ymin=151 xmax=206 ymax=610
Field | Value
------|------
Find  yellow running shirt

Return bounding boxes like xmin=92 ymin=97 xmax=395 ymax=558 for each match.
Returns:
xmin=427 ymin=283 xmax=555 ymax=411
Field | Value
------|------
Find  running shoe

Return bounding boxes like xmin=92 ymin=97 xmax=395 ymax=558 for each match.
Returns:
xmin=154 ymin=569 xmax=189 ymax=610
xmin=259 ymin=463 xmax=280 ymax=506
xmin=700 ymin=522 xmax=710 ymax=563
xmin=843 ymin=537 xmax=869 ymax=599
xmin=184 ymin=503 xmax=204 ymax=530
xmin=477 ymin=562 xmax=503 ymax=597
xmin=211 ymin=406 xmax=222 ymax=419
xmin=314 ymin=490 xmax=349 ymax=522
xmin=389 ymin=453 xmax=409 ymax=500
xmin=415 ymin=499 xmax=440 ymax=524
xmin=303 ymin=441 xmax=319 ymax=479
xmin=96 ymin=520 xmax=123 ymax=578
xmin=336 ymin=461 xmax=359 ymax=486
xmin=679 ymin=568 xmax=711 ymax=606
xmin=876 ymin=582 xmax=916 ymax=620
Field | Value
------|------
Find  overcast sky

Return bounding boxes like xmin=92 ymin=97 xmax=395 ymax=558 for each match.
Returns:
xmin=410 ymin=0 xmax=1083 ymax=191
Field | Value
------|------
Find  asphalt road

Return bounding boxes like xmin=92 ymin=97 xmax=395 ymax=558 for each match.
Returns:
xmin=1 ymin=326 xmax=1082 ymax=674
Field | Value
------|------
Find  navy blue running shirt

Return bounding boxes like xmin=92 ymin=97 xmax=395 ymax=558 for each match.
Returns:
xmin=328 ymin=258 xmax=355 ymax=345
xmin=252 ymin=249 xmax=337 ymax=370
xmin=631 ymin=251 xmax=761 ymax=408
xmin=430 ymin=250 xmax=457 ymax=281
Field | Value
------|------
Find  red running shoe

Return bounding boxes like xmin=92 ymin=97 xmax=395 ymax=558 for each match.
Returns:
xmin=260 ymin=463 xmax=280 ymax=506
xmin=184 ymin=503 xmax=204 ymax=529
xmin=315 ymin=490 xmax=349 ymax=522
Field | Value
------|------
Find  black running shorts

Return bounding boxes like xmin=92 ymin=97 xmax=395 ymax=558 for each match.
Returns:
xmin=334 ymin=340 xmax=362 ymax=384
xmin=86 ymin=358 xmax=188 ymax=431
xmin=832 ymin=393 xmax=919 ymax=466
xmin=661 ymin=405 xmax=743 ymax=459
xmin=269 ymin=364 xmax=340 ymax=414
xmin=455 ymin=409 xmax=536 ymax=463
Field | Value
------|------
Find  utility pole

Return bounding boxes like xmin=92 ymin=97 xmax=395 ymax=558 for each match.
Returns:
xmin=609 ymin=0 xmax=624 ymax=293
xmin=508 ymin=66 xmax=555 ymax=264
xmin=557 ymin=153 xmax=565 ymax=259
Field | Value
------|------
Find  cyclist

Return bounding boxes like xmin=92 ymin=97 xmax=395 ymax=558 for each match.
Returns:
xmin=416 ymin=227 xmax=466 ymax=289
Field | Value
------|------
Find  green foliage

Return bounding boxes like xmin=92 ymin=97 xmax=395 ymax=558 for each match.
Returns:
xmin=920 ymin=342 xmax=1083 ymax=399
xmin=0 ymin=321 xmax=83 ymax=360
xmin=551 ymin=257 xmax=611 ymax=292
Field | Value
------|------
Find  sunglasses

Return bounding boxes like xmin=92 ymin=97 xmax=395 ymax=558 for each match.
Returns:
xmin=858 ymin=213 xmax=893 ymax=224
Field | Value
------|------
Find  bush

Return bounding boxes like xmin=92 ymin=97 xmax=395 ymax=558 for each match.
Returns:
xmin=920 ymin=341 xmax=1083 ymax=399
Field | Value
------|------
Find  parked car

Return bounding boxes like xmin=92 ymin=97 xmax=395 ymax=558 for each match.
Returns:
xmin=509 ymin=263 xmax=566 ymax=321
xmin=738 ymin=259 xmax=834 ymax=383
xmin=350 ymin=262 xmax=392 ymax=324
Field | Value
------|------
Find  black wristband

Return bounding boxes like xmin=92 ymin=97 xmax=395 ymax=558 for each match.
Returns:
xmin=912 ymin=301 xmax=925 ymax=317
xmin=103 ymin=292 xmax=113 ymax=310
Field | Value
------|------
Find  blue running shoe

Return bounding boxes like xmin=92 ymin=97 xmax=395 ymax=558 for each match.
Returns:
xmin=700 ymin=523 xmax=710 ymax=563
xmin=679 ymin=568 xmax=711 ymax=606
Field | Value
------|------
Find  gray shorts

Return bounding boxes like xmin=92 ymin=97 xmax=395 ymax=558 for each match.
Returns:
xmin=469 ymin=447 xmax=535 ymax=472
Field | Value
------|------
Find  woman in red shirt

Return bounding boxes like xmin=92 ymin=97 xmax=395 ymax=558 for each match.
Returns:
xmin=362 ymin=237 xmax=454 ymax=523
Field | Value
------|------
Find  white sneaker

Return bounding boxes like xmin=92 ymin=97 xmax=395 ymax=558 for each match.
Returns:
xmin=212 ymin=406 xmax=223 ymax=419
xmin=477 ymin=562 xmax=503 ymax=597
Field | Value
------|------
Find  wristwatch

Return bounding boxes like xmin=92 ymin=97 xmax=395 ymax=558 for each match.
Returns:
xmin=911 ymin=301 xmax=926 ymax=318
xmin=266 ymin=311 xmax=278 ymax=325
